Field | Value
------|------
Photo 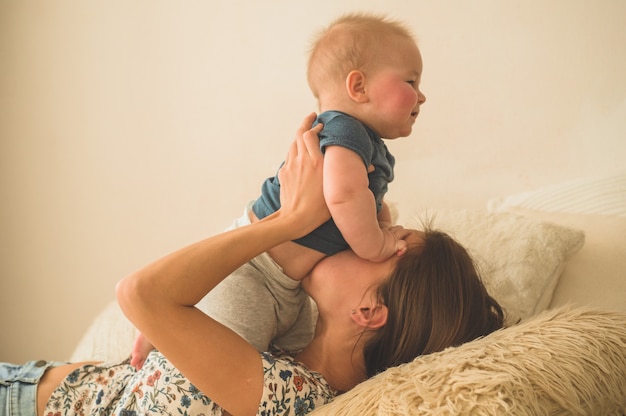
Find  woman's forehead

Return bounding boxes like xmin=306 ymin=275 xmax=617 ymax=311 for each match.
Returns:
xmin=405 ymin=229 xmax=426 ymax=248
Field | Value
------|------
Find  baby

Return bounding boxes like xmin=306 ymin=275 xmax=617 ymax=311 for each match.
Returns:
xmin=131 ymin=13 xmax=426 ymax=369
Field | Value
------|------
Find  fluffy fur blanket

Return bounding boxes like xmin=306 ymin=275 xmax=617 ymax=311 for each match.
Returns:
xmin=311 ymin=307 xmax=626 ymax=415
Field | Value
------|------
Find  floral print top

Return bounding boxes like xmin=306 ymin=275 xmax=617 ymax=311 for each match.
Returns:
xmin=44 ymin=349 xmax=336 ymax=416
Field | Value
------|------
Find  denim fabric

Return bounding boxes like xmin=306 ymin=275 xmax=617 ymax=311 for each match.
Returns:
xmin=0 ymin=360 xmax=63 ymax=416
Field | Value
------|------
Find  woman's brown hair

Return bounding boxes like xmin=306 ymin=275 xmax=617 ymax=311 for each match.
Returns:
xmin=363 ymin=229 xmax=504 ymax=377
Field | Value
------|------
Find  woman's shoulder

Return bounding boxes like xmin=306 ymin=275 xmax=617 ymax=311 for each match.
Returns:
xmin=259 ymin=348 xmax=337 ymax=413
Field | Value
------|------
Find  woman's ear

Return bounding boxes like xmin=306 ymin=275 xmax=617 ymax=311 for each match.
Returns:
xmin=345 ymin=70 xmax=369 ymax=103
xmin=350 ymin=304 xmax=388 ymax=329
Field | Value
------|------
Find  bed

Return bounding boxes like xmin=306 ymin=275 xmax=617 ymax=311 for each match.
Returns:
xmin=71 ymin=173 xmax=626 ymax=414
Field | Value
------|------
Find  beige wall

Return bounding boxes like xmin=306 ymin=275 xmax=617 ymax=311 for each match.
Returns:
xmin=1 ymin=0 xmax=625 ymax=362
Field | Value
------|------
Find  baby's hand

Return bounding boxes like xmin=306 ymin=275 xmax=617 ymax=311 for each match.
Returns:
xmin=130 ymin=332 xmax=155 ymax=371
xmin=385 ymin=225 xmax=410 ymax=257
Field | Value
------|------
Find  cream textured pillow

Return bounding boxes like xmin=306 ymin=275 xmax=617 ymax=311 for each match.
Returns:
xmin=406 ymin=210 xmax=585 ymax=325
xmin=502 ymin=208 xmax=626 ymax=314
xmin=311 ymin=307 xmax=626 ymax=415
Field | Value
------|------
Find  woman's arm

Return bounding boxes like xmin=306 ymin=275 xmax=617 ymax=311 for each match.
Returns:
xmin=116 ymin=115 xmax=328 ymax=415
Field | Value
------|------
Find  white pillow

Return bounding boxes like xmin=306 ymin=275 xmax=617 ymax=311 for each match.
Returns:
xmin=311 ymin=307 xmax=626 ymax=415
xmin=70 ymin=300 xmax=137 ymax=362
xmin=487 ymin=172 xmax=626 ymax=217
xmin=406 ymin=210 xmax=585 ymax=325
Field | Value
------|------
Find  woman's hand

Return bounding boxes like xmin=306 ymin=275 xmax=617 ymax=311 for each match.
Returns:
xmin=277 ymin=113 xmax=330 ymax=236
xmin=117 ymin=113 xmax=332 ymax=416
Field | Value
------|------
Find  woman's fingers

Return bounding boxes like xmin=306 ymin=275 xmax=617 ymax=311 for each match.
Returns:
xmin=295 ymin=112 xmax=319 ymax=144
xmin=278 ymin=115 xmax=330 ymax=233
xmin=302 ymin=123 xmax=324 ymax=156
xmin=285 ymin=113 xmax=323 ymax=164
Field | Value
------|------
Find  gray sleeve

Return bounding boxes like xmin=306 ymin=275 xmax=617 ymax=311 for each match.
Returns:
xmin=273 ymin=297 xmax=317 ymax=352
xmin=196 ymin=262 xmax=278 ymax=352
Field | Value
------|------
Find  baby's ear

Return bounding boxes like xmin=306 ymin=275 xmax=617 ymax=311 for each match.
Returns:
xmin=351 ymin=304 xmax=388 ymax=329
xmin=345 ymin=70 xmax=369 ymax=103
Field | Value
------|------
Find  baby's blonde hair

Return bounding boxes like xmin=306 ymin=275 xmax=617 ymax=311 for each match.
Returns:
xmin=307 ymin=13 xmax=416 ymax=99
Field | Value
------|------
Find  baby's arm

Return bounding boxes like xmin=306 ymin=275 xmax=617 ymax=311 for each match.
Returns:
xmin=323 ymin=146 xmax=406 ymax=261
xmin=377 ymin=200 xmax=393 ymax=229
xmin=130 ymin=332 xmax=155 ymax=370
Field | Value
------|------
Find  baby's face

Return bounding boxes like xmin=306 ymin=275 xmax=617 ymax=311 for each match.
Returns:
xmin=360 ymin=38 xmax=426 ymax=139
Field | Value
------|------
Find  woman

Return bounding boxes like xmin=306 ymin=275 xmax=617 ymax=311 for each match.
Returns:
xmin=1 ymin=115 xmax=504 ymax=416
